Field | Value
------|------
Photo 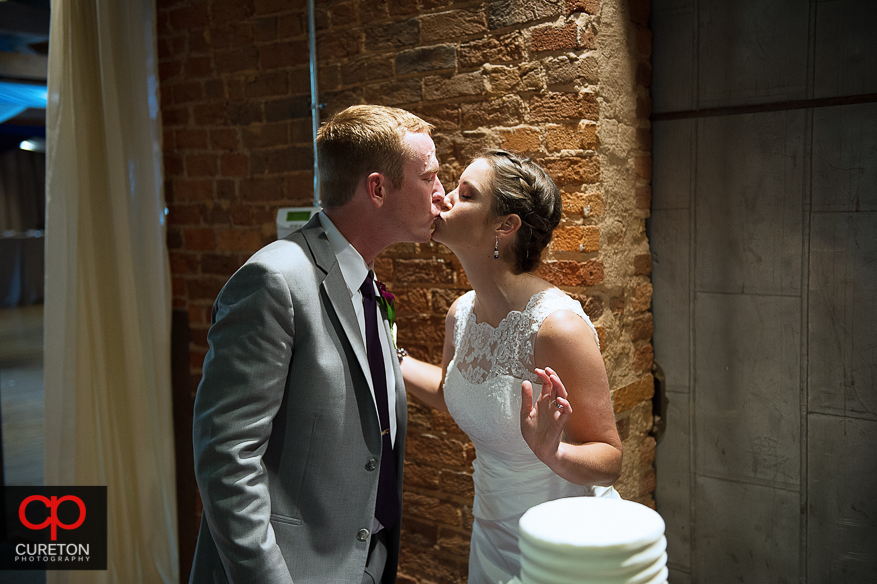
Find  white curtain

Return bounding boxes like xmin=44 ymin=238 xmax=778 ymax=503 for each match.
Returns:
xmin=44 ymin=0 xmax=178 ymax=582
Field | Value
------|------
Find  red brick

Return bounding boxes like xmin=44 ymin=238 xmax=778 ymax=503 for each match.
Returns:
xmin=166 ymin=203 xmax=202 ymax=226
xmin=191 ymin=103 xmax=224 ymax=126
xmin=612 ymin=374 xmax=654 ymax=413
xmin=395 ymin=259 xmax=456 ymax=286
xmin=184 ymin=228 xmax=217 ymax=251
xmin=629 ymin=0 xmax=650 ymax=25
xmin=174 ymin=179 xmax=214 ymax=201
xmin=171 ymin=81 xmax=204 ymax=106
xmin=404 ymin=460 xmax=440 ymax=490
xmin=420 ymin=9 xmax=487 ymax=44
xmin=637 ymin=62 xmax=652 ymax=87
xmin=531 ymin=22 xmax=578 ymax=52
xmin=633 ymin=343 xmax=654 ymax=374
xmin=175 ymin=128 xmax=208 ymax=149
xmin=217 ymin=228 xmax=264 ymax=252
xmin=535 ymin=260 xmax=583 ymax=287
xmin=460 ymin=32 xmax=524 ymax=68
xmin=567 ymin=0 xmax=600 ymax=15
xmin=162 ymin=106 xmax=190 ymax=127
xmin=254 ymin=0 xmax=305 ymax=15
xmin=406 ymin=433 xmax=469 ymax=467
xmin=213 ymin=0 xmax=254 ymax=23
xmin=498 ymin=126 xmax=541 ymax=153
xmin=461 ymin=95 xmax=523 ymax=129
xmin=610 ymin=295 xmax=625 ymax=315
xmin=186 ymin=277 xmax=226 ymax=302
xmin=184 ymin=55 xmax=213 ymax=78
xmin=186 ymin=154 xmax=217 ymax=177
xmin=634 ymin=253 xmax=652 ymax=276
xmin=243 ymin=122 xmax=290 ymax=149
xmin=581 ymin=259 xmax=604 ymax=286
xmin=220 ymin=153 xmax=249 ymax=176
xmin=215 ymin=47 xmax=260 ymax=75
xmin=396 ymin=315 xmax=445 ymax=345
xmin=169 ymin=251 xmax=199 ymax=275
xmin=159 ymin=59 xmax=182 ymax=81
xmin=424 ymin=71 xmax=485 ymax=101
xmin=316 ymin=34 xmax=360 ymax=60
xmin=164 ymin=153 xmax=184 ymax=177
xmin=637 ymin=25 xmax=652 ymax=56
xmin=240 ymin=177 xmax=285 ymax=201
xmin=631 ymin=313 xmax=653 ymax=342
xmin=201 ymin=253 xmax=242 ymax=277
xmin=635 ymin=155 xmax=652 ymax=180
xmin=168 ymin=4 xmax=209 ymax=31
xmin=260 ymin=40 xmax=310 ymax=70
xmin=530 ymin=91 xmax=599 ymax=121
xmin=402 ymin=492 xmax=462 ymax=527
xmin=541 ymin=156 xmax=600 ymax=185
xmin=553 ymin=225 xmax=600 ymax=253
xmin=636 ymin=185 xmax=652 ymax=209
xmin=210 ymin=129 xmax=240 ymax=150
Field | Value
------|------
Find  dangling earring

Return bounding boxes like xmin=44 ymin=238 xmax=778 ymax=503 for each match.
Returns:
xmin=494 ymin=235 xmax=499 ymax=259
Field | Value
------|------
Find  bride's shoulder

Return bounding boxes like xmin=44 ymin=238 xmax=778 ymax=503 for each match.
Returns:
xmin=446 ymin=289 xmax=476 ymax=319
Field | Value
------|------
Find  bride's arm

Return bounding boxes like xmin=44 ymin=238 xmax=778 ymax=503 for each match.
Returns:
xmin=521 ymin=311 xmax=622 ymax=487
xmin=399 ymin=296 xmax=460 ymax=413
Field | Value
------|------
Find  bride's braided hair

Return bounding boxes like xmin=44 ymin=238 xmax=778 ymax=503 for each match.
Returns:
xmin=481 ymin=149 xmax=562 ymax=273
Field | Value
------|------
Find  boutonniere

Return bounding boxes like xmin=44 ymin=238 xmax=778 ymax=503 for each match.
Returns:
xmin=375 ymin=278 xmax=397 ymax=347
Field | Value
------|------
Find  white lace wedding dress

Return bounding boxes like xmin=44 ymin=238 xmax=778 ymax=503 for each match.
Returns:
xmin=443 ymin=290 xmax=619 ymax=584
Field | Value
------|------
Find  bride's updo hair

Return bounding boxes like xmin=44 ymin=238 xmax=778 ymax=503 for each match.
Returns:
xmin=480 ymin=149 xmax=562 ymax=273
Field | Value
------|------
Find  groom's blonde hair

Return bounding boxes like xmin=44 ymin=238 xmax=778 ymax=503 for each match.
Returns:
xmin=316 ymin=105 xmax=433 ymax=208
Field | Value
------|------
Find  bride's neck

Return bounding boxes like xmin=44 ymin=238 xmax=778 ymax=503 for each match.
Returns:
xmin=461 ymin=259 xmax=548 ymax=326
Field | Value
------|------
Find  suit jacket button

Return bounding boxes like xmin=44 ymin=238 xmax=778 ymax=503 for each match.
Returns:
xmin=365 ymin=458 xmax=378 ymax=471
xmin=357 ymin=528 xmax=370 ymax=542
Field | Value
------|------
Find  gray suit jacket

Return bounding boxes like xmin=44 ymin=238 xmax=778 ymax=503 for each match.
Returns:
xmin=190 ymin=217 xmax=407 ymax=583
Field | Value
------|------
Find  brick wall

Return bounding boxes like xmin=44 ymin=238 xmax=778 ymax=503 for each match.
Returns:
xmin=156 ymin=0 xmax=653 ymax=581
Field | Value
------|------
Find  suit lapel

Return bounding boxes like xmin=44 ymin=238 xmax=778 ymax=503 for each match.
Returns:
xmin=302 ymin=218 xmax=372 ymax=399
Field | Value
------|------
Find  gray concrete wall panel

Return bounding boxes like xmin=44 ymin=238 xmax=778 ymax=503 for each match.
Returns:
xmin=651 ymin=0 xmax=696 ymax=113
xmin=654 ymin=389 xmax=692 ymax=570
xmin=694 ymin=476 xmax=800 ymax=583
xmin=814 ymin=0 xmax=877 ymax=98
xmin=695 ymin=112 xmax=804 ymax=296
xmin=695 ymin=292 xmax=801 ymax=488
xmin=807 ymin=414 xmax=877 ymax=580
xmin=651 ymin=208 xmax=691 ymax=393
xmin=812 ymin=103 xmax=877 ymax=213
xmin=808 ymin=212 xmax=877 ymax=420
xmin=698 ymin=0 xmax=809 ymax=108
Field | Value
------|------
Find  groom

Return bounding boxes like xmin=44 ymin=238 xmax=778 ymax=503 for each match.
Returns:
xmin=190 ymin=105 xmax=444 ymax=583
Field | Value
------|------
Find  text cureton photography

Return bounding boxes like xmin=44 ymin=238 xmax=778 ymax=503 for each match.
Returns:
xmin=0 ymin=487 xmax=107 ymax=571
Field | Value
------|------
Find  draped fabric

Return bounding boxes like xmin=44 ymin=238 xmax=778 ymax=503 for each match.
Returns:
xmin=44 ymin=0 xmax=178 ymax=582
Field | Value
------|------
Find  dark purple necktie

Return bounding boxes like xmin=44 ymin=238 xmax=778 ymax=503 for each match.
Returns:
xmin=360 ymin=272 xmax=399 ymax=530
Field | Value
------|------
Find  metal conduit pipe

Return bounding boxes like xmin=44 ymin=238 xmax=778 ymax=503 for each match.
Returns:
xmin=307 ymin=0 xmax=322 ymax=208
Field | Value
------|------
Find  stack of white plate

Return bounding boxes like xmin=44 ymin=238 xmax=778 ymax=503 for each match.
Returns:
xmin=515 ymin=497 xmax=667 ymax=584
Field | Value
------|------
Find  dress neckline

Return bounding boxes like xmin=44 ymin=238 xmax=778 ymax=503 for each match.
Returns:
xmin=468 ymin=288 xmax=564 ymax=330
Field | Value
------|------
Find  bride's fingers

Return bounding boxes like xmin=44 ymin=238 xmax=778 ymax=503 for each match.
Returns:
xmin=555 ymin=396 xmax=572 ymax=416
xmin=544 ymin=367 xmax=568 ymax=400
xmin=535 ymin=368 xmax=553 ymax=399
xmin=521 ymin=380 xmax=534 ymax=416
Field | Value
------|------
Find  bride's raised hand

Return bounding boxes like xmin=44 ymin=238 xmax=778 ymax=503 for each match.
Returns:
xmin=520 ymin=367 xmax=573 ymax=463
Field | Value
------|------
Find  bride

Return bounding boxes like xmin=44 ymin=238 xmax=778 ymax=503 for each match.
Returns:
xmin=401 ymin=150 xmax=622 ymax=584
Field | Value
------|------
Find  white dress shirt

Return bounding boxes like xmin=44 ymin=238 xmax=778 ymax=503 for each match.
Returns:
xmin=317 ymin=212 xmax=398 ymax=448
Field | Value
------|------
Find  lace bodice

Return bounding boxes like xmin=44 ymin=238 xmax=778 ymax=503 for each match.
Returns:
xmin=443 ymin=290 xmax=606 ymax=521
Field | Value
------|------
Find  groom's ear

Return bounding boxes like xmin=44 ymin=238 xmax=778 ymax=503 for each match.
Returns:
xmin=496 ymin=214 xmax=522 ymax=236
xmin=365 ymin=172 xmax=386 ymax=208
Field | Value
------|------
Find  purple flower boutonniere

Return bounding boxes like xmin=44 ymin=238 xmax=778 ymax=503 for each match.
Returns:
xmin=375 ymin=279 xmax=397 ymax=345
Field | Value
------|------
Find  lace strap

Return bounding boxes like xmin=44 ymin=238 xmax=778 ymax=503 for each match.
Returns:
xmin=452 ymin=290 xmax=476 ymax=348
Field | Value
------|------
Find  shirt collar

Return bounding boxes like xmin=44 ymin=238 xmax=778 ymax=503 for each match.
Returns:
xmin=318 ymin=211 xmax=370 ymax=296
